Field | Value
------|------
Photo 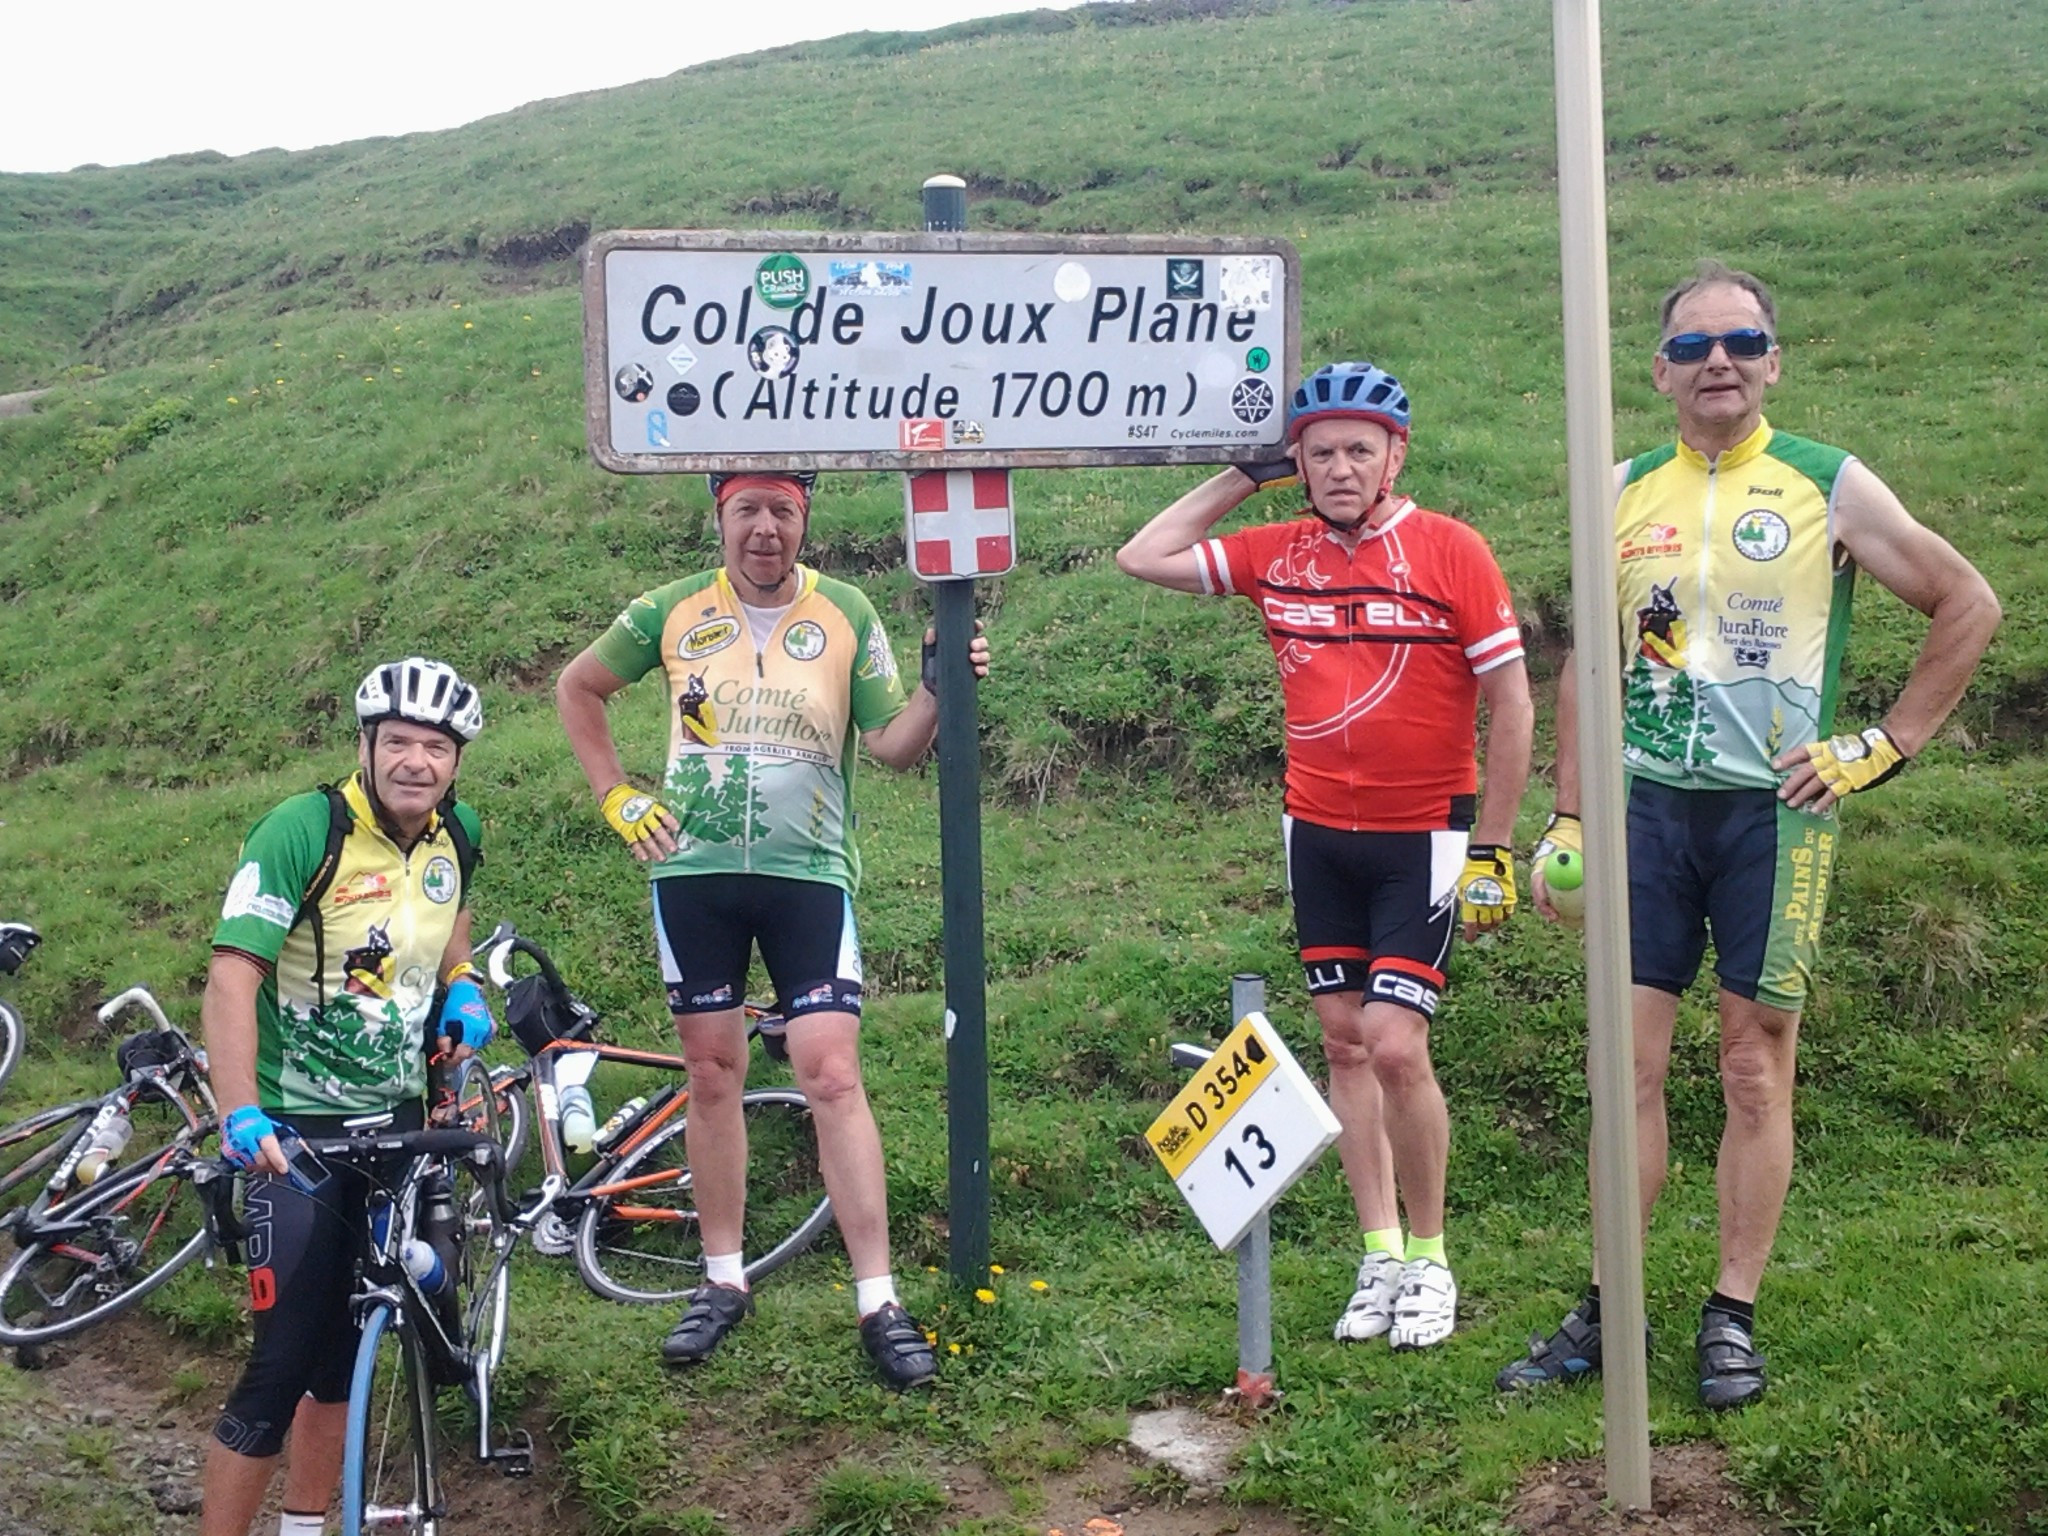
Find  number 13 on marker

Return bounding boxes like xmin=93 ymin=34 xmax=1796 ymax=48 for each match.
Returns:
xmin=1146 ymin=1012 xmax=1341 ymax=1251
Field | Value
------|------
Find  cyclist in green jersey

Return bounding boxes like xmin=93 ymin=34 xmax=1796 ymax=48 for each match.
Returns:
xmin=202 ymin=658 xmax=493 ymax=1536
xmin=556 ymin=471 xmax=988 ymax=1389
xmin=1498 ymin=262 xmax=2000 ymax=1409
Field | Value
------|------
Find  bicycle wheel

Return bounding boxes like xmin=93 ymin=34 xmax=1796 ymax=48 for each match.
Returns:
xmin=341 ymin=1299 xmax=443 ymax=1536
xmin=487 ymin=1064 xmax=530 ymax=1176
xmin=573 ymin=1088 xmax=833 ymax=1304
xmin=0 ymin=1146 xmax=213 ymax=1346
xmin=448 ymin=1059 xmax=511 ymax=1376
xmin=0 ymin=999 xmax=22 ymax=1100
xmin=0 ymin=1099 xmax=95 ymax=1211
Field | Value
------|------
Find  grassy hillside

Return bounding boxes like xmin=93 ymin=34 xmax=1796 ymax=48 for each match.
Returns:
xmin=3 ymin=1 xmax=2047 ymax=1532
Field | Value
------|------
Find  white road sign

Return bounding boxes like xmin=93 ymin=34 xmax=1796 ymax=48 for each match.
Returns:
xmin=584 ymin=230 xmax=1299 ymax=474
xmin=1146 ymin=1012 xmax=1340 ymax=1252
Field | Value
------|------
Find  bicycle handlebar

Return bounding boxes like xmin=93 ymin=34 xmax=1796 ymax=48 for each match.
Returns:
xmin=98 ymin=987 xmax=176 ymax=1033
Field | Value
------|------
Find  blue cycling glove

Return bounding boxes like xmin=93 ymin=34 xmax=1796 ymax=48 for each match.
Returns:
xmin=439 ymin=976 xmax=495 ymax=1051
xmin=222 ymin=1104 xmax=279 ymax=1169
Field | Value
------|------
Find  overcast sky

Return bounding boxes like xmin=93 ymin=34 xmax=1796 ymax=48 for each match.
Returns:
xmin=4 ymin=1 xmax=1090 ymax=174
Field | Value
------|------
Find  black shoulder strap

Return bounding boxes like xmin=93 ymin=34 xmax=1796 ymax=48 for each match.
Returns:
xmin=438 ymin=791 xmax=480 ymax=904
xmin=296 ymin=784 xmax=353 ymax=1008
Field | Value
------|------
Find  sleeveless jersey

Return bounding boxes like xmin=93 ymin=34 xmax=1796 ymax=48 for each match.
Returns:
xmin=1194 ymin=499 xmax=1524 ymax=832
xmin=213 ymin=773 xmax=482 ymax=1116
xmin=593 ymin=564 xmax=909 ymax=894
xmin=1615 ymin=419 xmax=1857 ymax=792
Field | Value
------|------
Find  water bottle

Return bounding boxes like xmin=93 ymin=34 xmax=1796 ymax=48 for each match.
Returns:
xmin=371 ymin=1199 xmax=452 ymax=1297
xmin=592 ymin=1096 xmax=649 ymax=1152
xmin=75 ymin=1107 xmax=134 ymax=1185
xmin=560 ymin=1083 xmax=597 ymax=1156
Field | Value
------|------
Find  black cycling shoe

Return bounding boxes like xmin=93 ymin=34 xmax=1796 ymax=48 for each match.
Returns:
xmin=1496 ymin=1298 xmax=1646 ymax=1393
xmin=859 ymin=1302 xmax=938 ymax=1390
xmin=659 ymin=1284 xmax=753 ymax=1366
xmin=1696 ymin=1311 xmax=1767 ymax=1410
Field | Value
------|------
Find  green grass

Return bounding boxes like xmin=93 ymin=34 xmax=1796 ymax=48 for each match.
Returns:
xmin=4 ymin=0 xmax=2048 ymax=1531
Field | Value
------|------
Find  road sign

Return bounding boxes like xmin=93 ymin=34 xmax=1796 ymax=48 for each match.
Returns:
xmin=904 ymin=470 xmax=1016 ymax=581
xmin=583 ymin=230 xmax=1299 ymax=474
xmin=1147 ymin=1012 xmax=1340 ymax=1252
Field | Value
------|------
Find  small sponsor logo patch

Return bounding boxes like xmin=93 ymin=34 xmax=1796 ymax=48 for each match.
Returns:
xmin=666 ymin=382 xmax=701 ymax=416
xmin=754 ymin=253 xmax=811 ymax=310
xmin=1230 ymin=378 xmax=1275 ymax=424
xmin=680 ymin=617 xmax=740 ymax=660
xmin=332 ymin=870 xmax=395 ymax=908
xmin=747 ymin=326 xmax=800 ymax=379
xmin=1732 ymin=509 xmax=1790 ymax=561
xmin=422 ymin=856 xmax=458 ymax=904
xmin=783 ymin=620 xmax=827 ymax=661
xmin=899 ymin=418 xmax=944 ymax=451
xmin=614 ymin=363 xmax=654 ymax=403
xmin=690 ymin=984 xmax=736 ymax=1008
xmin=829 ymin=258 xmax=911 ymax=295
xmin=1166 ymin=258 xmax=1203 ymax=299
xmin=222 ymin=862 xmax=295 ymax=928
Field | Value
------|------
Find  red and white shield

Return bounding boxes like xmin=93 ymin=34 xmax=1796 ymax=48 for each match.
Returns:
xmin=902 ymin=470 xmax=1017 ymax=582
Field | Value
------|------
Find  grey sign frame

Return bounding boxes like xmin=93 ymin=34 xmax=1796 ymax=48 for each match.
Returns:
xmin=583 ymin=229 xmax=1301 ymax=474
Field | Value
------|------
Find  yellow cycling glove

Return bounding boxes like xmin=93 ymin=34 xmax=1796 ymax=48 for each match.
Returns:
xmin=600 ymin=782 xmax=673 ymax=849
xmin=1236 ymin=455 xmax=1300 ymax=492
xmin=1802 ymin=726 xmax=1906 ymax=798
xmin=1532 ymin=812 xmax=1583 ymax=866
xmin=1457 ymin=844 xmax=1517 ymax=933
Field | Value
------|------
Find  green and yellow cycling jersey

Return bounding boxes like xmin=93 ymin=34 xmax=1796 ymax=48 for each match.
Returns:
xmin=212 ymin=773 xmax=481 ymax=1116
xmin=593 ymin=565 xmax=909 ymax=894
xmin=1615 ymin=419 xmax=1857 ymax=792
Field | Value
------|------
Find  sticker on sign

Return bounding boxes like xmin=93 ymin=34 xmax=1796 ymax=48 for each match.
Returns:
xmin=585 ymin=230 xmax=1299 ymax=473
xmin=1146 ymin=1012 xmax=1339 ymax=1251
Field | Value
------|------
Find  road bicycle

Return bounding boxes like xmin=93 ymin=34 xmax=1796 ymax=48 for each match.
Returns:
xmin=190 ymin=1057 xmax=553 ymax=1536
xmin=0 ymin=1010 xmax=223 ymax=1349
xmin=470 ymin=922 xmax=834 ymax=1303
xmin=0 ymin=922 xmax=39 ymax=1099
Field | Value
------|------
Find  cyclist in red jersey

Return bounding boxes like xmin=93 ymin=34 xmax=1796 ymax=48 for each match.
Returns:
xmin=1118 ymin=361 xmax=1533 ymax=1350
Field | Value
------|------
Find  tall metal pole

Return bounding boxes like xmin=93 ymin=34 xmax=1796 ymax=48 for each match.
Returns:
xmin=920 ymin=173 xmax=992 ymax=1289
xmin=1230 ymin=974 xmax=1273 ymax=1399
xmin=1552 ymin=0 xmax=1652 ymax=1508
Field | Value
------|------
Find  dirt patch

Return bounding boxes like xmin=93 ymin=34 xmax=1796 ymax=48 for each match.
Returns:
xmin=668 ymin=1409 xmax=1316 ymax=1536
xmin=0 ymin=1312 xmax=588 ymax=1535
xmin=1508 ymin=1443 xmax=1784 ymax=1535
xmin=0 ymin=389 xmax=51 ymax=419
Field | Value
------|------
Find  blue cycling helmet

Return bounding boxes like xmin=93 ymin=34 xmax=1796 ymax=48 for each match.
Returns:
xmin=1286 ymin=361 xmax=1412 ymax=442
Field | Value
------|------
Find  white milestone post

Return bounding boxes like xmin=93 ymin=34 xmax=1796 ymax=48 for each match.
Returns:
xmin=1553 ymin=0 xmax=1652 ymax=1508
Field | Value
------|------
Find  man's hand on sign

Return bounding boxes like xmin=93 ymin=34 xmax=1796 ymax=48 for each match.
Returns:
xmin=920 ymin=620 xmax=991 ymax=698
xmin=1235 ymin=450 xmax=1300 ymax=493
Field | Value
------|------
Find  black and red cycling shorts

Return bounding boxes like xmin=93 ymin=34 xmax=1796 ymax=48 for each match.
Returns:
xmin=1284 ymin=814 xmax=1468 ymax=1020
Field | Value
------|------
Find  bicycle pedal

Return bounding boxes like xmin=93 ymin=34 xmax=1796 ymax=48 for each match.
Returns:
xmin=493 ymin=1429 xmax=535 ymax=1478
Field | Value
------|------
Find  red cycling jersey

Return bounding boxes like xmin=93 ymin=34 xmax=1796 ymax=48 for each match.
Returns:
xmin=1195 ymin=499 xmax=1524 ymax=832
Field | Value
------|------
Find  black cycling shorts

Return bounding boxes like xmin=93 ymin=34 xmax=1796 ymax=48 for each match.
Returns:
xmin=213 ymin=1102 xmax=422 ymax=1460
xmin=1627 ymin=776 xmax=1837 ymax=1012
xmin=1284 ymin=816 xmax=1466 ymax=1020
xmin=654 ymin=873 xmax=863 ymax=1019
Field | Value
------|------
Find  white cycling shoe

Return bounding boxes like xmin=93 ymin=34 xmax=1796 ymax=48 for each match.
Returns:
xmin=1333 ymin=1250 xmax=1406 ymax=1342
xmin=1389 ymin=1257 xmax=1458 ymax=1350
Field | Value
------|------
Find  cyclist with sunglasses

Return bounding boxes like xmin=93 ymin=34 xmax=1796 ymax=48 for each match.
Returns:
xmin=1498 ymin=261 xmax=2000 ymax=1409
xmin=1117 ymin=361 xmax=1534 ymax=1354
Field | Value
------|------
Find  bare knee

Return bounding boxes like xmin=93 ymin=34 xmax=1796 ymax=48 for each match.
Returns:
xmin=1369 ymin=1022 xmax=1435 ymax=1093
xmin=795 ymin=1048 xmax=868 ymax=1112
xmin=1720 ymin=1007 xmax=1797 ymax=1121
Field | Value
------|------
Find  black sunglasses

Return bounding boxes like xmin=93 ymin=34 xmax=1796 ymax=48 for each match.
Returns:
xmin=1659 ymin=329 xmax=1775 ymax=364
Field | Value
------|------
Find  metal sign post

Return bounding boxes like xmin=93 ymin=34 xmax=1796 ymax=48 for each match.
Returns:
xmin=922 ymin=175 xmax=992 ymax=1289
xmin=1554 ymin=0 xmax=1652 ymax=1508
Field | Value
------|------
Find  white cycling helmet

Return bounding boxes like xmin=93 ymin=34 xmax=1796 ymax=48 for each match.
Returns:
xmin=354 ymin=657 xmax=483 ymax=744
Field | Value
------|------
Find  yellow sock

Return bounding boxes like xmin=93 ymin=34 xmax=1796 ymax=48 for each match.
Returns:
xmin=1407 ymin=1232 xmax=1447 ymax=1266
xmin=1364 ymin=1227 xmax=1405 ymax=1260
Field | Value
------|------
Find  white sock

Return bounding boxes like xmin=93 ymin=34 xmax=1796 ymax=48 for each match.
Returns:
xmin=279 ymin=1514 xmax=326 ymax=1536
xmin=855 ymin=1274 xmax=899 ymax=1317
xmin=704 ymin=1251 xmax=747 ymax=1290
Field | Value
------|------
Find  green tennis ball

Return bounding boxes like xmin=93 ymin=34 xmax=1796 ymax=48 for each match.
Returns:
xmin=1542 ymin=849 xmax=1585 ymax=923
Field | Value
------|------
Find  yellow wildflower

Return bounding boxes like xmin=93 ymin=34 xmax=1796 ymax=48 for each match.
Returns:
xmin=989 ymin=1264 xmax=1005 ymax=1275
xmin=1030 ymin=1279 xmax=1049 ymax=1293
xmin=974 ymin=1288 xmax=996 ymax=1304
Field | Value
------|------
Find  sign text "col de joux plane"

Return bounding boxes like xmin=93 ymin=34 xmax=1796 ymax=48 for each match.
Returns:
xmin=584 ymin=231 xmax=1300 ymax=474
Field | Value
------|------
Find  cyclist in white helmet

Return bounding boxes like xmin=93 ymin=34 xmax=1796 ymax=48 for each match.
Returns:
xmin=200 ymin=657 xmax=494 ymax=1536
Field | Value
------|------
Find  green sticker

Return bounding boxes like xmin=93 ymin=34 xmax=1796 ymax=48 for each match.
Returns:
xmin=1246 ymin=347 xmax=1271 ymax=372
xmin=754 ymin=254 xmax=811 ymax=311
